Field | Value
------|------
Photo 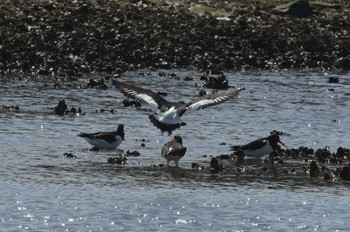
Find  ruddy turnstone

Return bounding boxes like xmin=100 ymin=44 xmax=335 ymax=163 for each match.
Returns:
xmin=230 ymin=134 xmax=288 ymax=159
xmin=161 ymin=135 xmax=187 ymax=166
xmin=112 ymin=80 xmax=243 ymax=135
xmin=78 ymin=124 xmax=125 ymax=150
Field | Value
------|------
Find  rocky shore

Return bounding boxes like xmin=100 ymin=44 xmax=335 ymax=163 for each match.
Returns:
xmin=1 ymin=0 xmax=350 ymax=76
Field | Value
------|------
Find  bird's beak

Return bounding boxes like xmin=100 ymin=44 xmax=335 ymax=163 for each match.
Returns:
xmin=279 ymin=140 xmax=289 ymax=149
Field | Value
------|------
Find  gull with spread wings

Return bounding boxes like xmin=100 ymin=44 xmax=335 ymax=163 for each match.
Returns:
xmin=112 ymin=80 xmax=243 ymax=135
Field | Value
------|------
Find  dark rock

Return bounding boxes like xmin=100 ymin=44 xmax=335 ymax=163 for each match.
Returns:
xmin=107 ymin=156 xmax=127 ymax=164
xmin=328 ymin=77 xmax=339 ymax=83
xmin=230 ymin=150 xmax=245 ymax=163
xmin=201 ymin=74 xmax=229 ymax=89
xmin=0 ymin=105 xmax=20 ymax=111
xmin=122 ymin=99 xmax=141 ymax=107
xmin=191 ymin=162 xmax=200 ymax=169
xmin=87 ymin=78 xmax=108 ymax=89
xmin=336 ymin=147 xmax=350 ymax=160
xmin=198 ymin=89 xmax=207 ymax=97
xmin=340 ymin=166 xmax=350 ymax=181
xmin=200 ymin=75 xmax=208 ymax=81
xmin=324 ymin=173 xmax=331 ymax=181
xmin=210 ymin=157 xmax=224 ymax=172
xmin=314 ymin=147 xmax=332 ymax=163
xmin=216 ymin=154 xmax=230 ymax=160
xmin=126 ymin=150 xmax=140 ymax=157
xmin=158 ymin=72 xmax=167 ymax=77
xmin=70 ymin=107 xmax=77 ymax=114
xmin=184 ymin=75 xmax=194 ymax=81
xmin=54 ymin=100 xmax=84 ymax=116
xmin=192 ymin=162 xmax=205 ymax=170
xmin=270 ymin=130 xmax=290 ymax=136
xmin=1 ymin=1 xmax=350 ymax=75
xmin=309 ymin=161 xmax=319 ymax=177
xmin=54 ymin=100 xmax=67 ymax=116
xmin=284 ymin=146 xmax=312 ymax=158
xmin=63 ymin=152 xmax=77 ymax=159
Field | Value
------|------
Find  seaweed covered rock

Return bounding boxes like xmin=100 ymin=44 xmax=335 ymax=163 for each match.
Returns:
xmin=210 ymin=157 xmax=224 ymax=172
xmin=54 ymin=100 xmax=67 ymax=116
xmin=87 ymin=78 xmax=108 ymax=89
xmin=340 ymin=166 xmax=350 ymax=181
xmin=54 ymin=100 xmax=84 ymax=116
xmin=201 ymin=74 xmax=229 ymax=89
xmin=0 ymin=105 xmax=20 ymax=111
xmin=309 ymin=161 xmax=319 ymax=177
xmin=1 ymin=0 xmax=350 ymax=75
xmin=107 ymin=156 xmax=128 ymax=165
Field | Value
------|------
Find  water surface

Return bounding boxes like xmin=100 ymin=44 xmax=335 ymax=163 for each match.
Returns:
xmin=1 ymin=71 xmax=350 ymax=231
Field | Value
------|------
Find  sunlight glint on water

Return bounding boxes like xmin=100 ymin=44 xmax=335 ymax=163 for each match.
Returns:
xmin=1 ymin=71 xmax=350 ymax=231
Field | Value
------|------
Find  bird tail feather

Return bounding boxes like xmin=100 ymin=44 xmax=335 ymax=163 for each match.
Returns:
xmin=149 ymin=115 xmax=181 ymax=135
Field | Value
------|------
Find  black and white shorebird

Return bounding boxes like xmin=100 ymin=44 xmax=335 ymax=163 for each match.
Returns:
xmin=230 ymin=134 xmax=288 ymax=159
xmin=78 ymin=124 xmax=125 ymax=150
xmin=112 ymin=80 xmax=243 ymax=135
xmin=161 ymin=135 xmax=187 ymax=167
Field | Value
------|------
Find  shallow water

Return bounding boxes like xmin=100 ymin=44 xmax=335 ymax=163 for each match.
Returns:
xmin=1 ymin=70 xmax=350 ymax=231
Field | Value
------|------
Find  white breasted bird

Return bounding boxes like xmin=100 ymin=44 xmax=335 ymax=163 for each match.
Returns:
xmin=112 ymin=80 xmax=242 ymax=135
xmin=78 ymin=124 xmax=125 ymax=150
xmin=231 ymin=134 xmax=288 ymax=159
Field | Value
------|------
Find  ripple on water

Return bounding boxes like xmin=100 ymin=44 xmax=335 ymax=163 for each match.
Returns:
xmin=1 ymin=71 xmax=350 ymax=231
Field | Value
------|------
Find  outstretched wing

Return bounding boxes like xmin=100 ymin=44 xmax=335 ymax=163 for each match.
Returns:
xmin=182 ymin=88 xmax=242 ymax=116
xmin=112 ymin=80 xmax=169 ymax=113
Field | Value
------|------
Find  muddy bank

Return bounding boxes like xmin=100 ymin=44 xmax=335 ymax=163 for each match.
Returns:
xmin=1 ymin=0 xmax=350 ymax=76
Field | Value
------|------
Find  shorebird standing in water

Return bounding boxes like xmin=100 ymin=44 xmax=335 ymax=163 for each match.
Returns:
xmin=78 ymin=124 xmax=125 ymax=150
xmin=161 ymin=135 xmax=187 ymax=167
xmin=112 ymin=80 xmax=243 ymax=135
xmin=230 ymin=134 xmax=288 ymax=160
